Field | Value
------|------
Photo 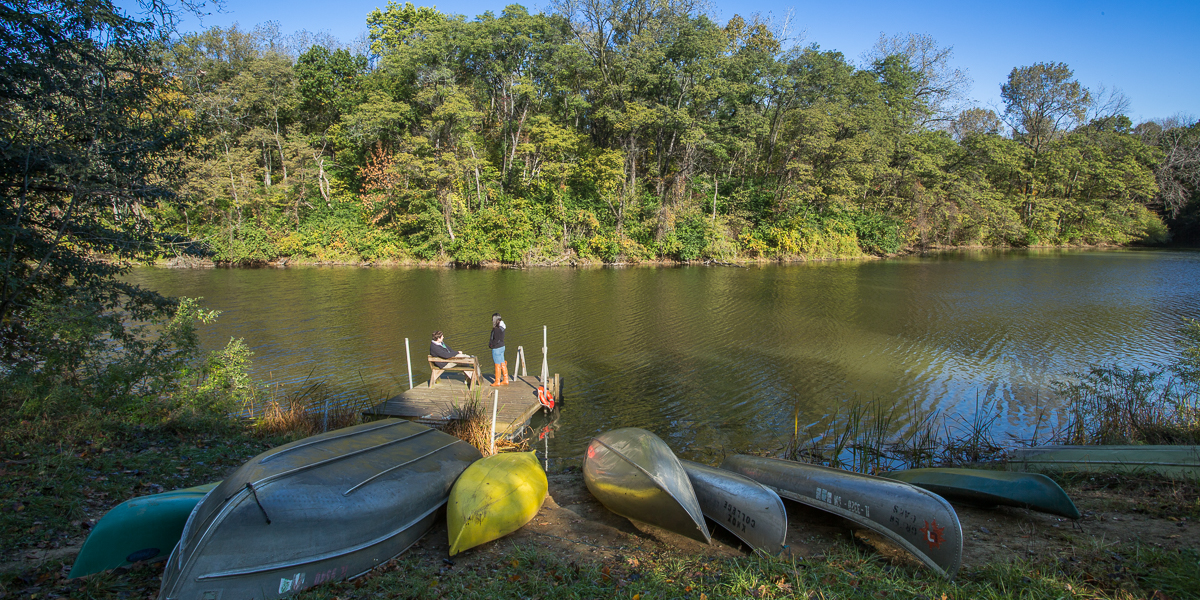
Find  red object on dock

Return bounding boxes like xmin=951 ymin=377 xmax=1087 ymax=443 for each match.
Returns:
xmin=537 ymin=385 xmax=555 ymax=410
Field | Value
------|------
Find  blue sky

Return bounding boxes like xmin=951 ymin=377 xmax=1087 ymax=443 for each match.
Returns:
xmin=121 ymin=0 xmax=1198 ymax=123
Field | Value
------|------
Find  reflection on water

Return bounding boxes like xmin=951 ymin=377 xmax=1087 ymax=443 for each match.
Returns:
xmin=126 ymin=249 xmax=1200 ymax=462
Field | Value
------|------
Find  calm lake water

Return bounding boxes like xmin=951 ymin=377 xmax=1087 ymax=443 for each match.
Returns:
xmin=126 ymin=249 xmax=1200 ymax=462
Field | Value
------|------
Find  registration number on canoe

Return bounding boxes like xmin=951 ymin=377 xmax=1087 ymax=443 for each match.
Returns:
xmin=814 ymin=487 xmax=869 ymax=518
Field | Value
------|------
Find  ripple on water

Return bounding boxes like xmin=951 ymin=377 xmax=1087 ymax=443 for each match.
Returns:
xmin=124 ymin=250 xmax=1200 ymax=459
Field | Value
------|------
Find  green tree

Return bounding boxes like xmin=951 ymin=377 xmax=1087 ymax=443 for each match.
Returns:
xmin=367 ymin=1 xmax=447 ymax=56
xmin=1000 ymin=62 xmax=1090 ymax=155
xmin=0 ymin=0 xmax=187 ymax=367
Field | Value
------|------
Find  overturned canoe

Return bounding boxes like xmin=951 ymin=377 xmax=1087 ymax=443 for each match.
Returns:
xmin=721 ymin=454 xmax=962 ymax=580
xmin=158 ymin=419 xmax=481 ymax=600
xmin=680 ymin=460 xmax=786 ymax=555
xmin=69 ymin=482 xmax=220 ymax=578
xmin=1007 ymin=445 xmax=1200 ymax=480
xmin=448 ymin=452 xmax=547 ymax=556
xmin=583 ymin=428 xmax=710 ymax=544
xmin=883 ymin=467 xmax=1080 ymax=519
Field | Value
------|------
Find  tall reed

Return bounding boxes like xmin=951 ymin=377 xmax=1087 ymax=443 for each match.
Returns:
xmin=782 ymin=393 xmax=1006 ymax=473
xmin=1056 ymin=365 xmax=1200 ymax=445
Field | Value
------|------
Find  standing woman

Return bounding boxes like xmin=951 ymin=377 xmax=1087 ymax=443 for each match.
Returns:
xmin=488 ymin=312 xmax=508 ymax=386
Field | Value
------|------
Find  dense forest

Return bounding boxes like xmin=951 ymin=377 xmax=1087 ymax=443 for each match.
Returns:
xmin=146 ymin=1 xmax=1200 ymax=265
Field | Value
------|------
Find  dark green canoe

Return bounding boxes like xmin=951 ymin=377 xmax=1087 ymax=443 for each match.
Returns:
xmin=69 ymin=482 xmax=220 ymax=578
xmin=882 ymin=468 xmax=1080 ymax=519
xmin=1007 ymin=445 xmax=1200 ymax=480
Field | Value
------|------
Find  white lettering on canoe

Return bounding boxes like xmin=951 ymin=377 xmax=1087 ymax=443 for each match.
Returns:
xmin=814 ymin=487 xmax=870 ymax=517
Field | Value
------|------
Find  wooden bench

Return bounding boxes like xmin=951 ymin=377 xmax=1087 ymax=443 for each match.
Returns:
xmin=428 ymin=355 xmax=481 ymax=390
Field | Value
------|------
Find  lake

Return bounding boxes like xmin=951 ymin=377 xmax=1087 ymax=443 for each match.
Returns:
xmin=126 ymin=249 xmax=1200 ymax=462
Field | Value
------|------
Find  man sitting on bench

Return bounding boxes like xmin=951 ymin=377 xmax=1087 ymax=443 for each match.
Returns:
xmin=430 ymin=330 xmax=475 ymax=385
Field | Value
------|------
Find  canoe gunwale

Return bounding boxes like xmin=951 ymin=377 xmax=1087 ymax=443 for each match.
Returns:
xmin=769 ymin=485 xmax=958 ymax=579
xmin=722 ymin=455 xmax=962 ymax=581
xmin=194 ymin=500 xmax=445 ymax=579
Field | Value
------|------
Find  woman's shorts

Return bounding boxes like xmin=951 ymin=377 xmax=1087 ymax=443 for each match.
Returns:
xmin=491 ymin=346 xmax=505 ymax=364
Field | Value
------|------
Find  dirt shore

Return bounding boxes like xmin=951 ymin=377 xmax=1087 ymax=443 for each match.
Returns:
xmin=382 ymin=469 xmax=1196 ymax=577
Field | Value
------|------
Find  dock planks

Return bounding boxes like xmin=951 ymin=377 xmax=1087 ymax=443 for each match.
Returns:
xmin=365 ymin=373 xmax=548 ymax=437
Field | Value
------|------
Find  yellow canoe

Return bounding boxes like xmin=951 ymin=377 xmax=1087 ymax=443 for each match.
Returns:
xmin=447 ymin=451 xmax=547 ymax=556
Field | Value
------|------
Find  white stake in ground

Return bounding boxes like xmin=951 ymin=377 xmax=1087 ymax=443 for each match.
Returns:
xmin=490 ymin=389 xmax=499 ymax=455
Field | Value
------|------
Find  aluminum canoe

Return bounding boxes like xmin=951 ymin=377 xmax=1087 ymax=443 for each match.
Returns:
xmin=158 ymin=419 xmax=481 ymax=600
xmin=583 ymin=428 xmax=710 ymax=544
xmin=69 ymin=482 xmax=220 ymax=578
xmin=721 ymin=454 xmax=961 ymax=580
xmin=447 ymin=451 xmax=547 ymax=556
xmin=679 ymin=460 xmax=786 ymax=555
xmin=883 ymin=467 xmax=1081 ymax=519
xmin=1007 ymin=445 xmax=1200 ymax=480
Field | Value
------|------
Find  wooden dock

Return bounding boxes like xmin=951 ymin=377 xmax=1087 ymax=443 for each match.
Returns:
xmin=365 ymin=372 xmax=551 ymax=438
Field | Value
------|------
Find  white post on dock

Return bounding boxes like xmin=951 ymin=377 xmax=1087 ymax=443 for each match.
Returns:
xmin=490 ymin=390 xmax=499 ymax=456
xmin=405 ymin=338 xmax=413 ymax=390
xmin=540 ymin=325 xmax=549 ymax=383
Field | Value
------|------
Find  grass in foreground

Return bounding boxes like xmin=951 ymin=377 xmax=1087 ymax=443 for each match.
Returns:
xmin=314 ymin=536 xmax=1199 ymax=600
xmin=11 ymin=536 xmax=1195 ymax=600
xmin=0 ymin=412 xmax=296 ymax=568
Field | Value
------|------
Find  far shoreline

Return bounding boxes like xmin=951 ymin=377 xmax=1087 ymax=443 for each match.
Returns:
xmin=147 ymin=243 xmax=1182 ymax=270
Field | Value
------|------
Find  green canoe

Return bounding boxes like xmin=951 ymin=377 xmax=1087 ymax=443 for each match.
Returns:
xmin=882 ymin=468 xmax=1080 ymax=519
xmin=69 ymin=482 xmax=219 ymax=578
xmin=1007 ymin=445 xmax=1200 ymax=480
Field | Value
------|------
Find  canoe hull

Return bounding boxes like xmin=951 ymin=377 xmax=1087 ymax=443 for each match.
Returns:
xmin=583 ymin=428 xmax=710 ymax=544
xmin=721 ymin=454 xmax=962 ymax=580
xmin=69 ymin=482 xmax=219 ymax=578
xmin=159 ymin=419 xmax=481 ymax=600
xmin=448 ymin=452 xmax=548 ymax=556
xmin=884 ymin=468 xmax=1081 ymax=519
xmin=680 ymin=460 xmax=786 ymax=555
xmin=1008 ymin=445 xmax=1200 ymax=480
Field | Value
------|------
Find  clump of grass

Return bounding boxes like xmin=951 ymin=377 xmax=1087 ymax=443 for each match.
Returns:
xmin=439 ymin=391 xmax=526 ymax=457
xmin=252 ymin=381 xmax=368 ymax=437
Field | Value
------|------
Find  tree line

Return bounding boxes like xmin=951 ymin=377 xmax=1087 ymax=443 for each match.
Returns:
xmin=150 ymin=1 xmax=1200 ymax=265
